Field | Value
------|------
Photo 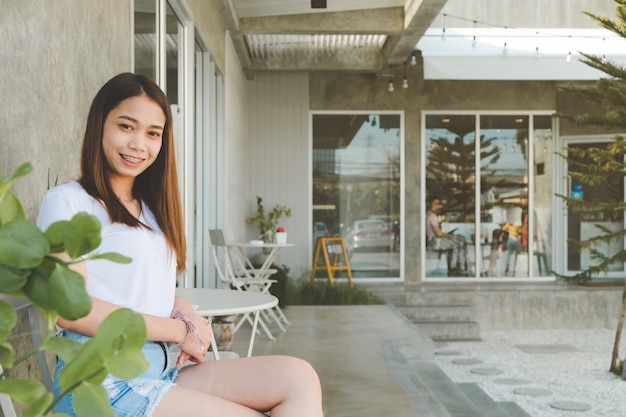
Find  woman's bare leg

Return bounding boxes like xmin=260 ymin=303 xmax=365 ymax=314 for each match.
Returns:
xmin=154 ymin=355 xmax=323 ymax=417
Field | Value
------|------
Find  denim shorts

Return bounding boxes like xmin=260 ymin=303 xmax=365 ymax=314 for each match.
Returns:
xmin=53 ymin=330 xmax=180 ymax=417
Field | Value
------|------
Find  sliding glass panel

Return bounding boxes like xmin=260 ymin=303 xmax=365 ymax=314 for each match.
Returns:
xmin=479 ymin=116 xmax=530 ymax=277
xmin=424 ymin=115 xmax=476 ymax=278
xmin=312 ymin=113 xmax=401 ymax=280
xmin=532 ymin=115 xmax=553 ymax=276
xmin=134 ymin=0 xmax=157 ymax=80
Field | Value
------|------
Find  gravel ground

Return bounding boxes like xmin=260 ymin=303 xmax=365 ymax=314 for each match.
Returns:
xmin=433 ymin=329 xmax=626 ymax=417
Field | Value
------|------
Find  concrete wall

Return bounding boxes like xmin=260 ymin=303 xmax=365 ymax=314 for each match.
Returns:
xmin=0 ymin=0 xmax=131 ymax=408
xmin=309 ymin=63 xmax=558 ymax=282
xmin=186 ymin=0 xmax=227 ymax=74
xmin=0 ymin=0 xmax=132 ymax=220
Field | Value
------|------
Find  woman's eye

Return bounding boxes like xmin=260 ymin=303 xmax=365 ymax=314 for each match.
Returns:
xmin=148 ymin=131 xmax=162 ymax=138
xmin=120 ymin=123 xmax=132 ymax=130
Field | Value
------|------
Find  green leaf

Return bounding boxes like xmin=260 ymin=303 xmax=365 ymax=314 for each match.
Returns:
xmin=0 ymin=163 xmax=32 ymax=204
xmin=48 ymin=264 xmax=91 ymax=320
xmin=0 ymin=220 xmax=49 ymax=269
xmin=44 ymin=220 xmax=69 ymax=254
xmin=0 ymin=299 xmax=17 ymax=342
xmin=0 ymin=190 xmax=26 ymax=225
xmin=87 ymin=252 xmax=132 ymax=264
xmin=73 ymin=381 xmax=115 ymax=417
xmin=24 ymin=262 xmax=91 ymax=320
xmin=95 ymin=309 xmax=147 ymax=354
xmin=64 ymin=213 xmax=102 ymax=259
xmin=95 ymin=309 xmax=148 ymax=379
xmin=104 ymin=349 xmax=148 ymax=380
xmin=0 ymin=341 xmax=15 ymax=368
xmin=22 ymin=391 xmax=53 ymax=417
xmin=40 ymin=336 xmax=83 ymax=364
xmin=0 ymin=264 xmax=29 ymax=293
xmin=23 ymin=259 xmax=58 ymax=311
xmin=0 ymin=378 xmax=47 ymax=404
xmin=58 ymin=339 xmax=107 ymax=390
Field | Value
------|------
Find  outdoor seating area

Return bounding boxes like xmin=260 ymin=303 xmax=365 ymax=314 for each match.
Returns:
xmin=208 ymin=229 xmax=290 ymax=341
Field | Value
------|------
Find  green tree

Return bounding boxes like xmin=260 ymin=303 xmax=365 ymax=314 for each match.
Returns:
xmin=556 ymin=0 xmax=626 ymax=376
xmin=0 ymin=163 xmax=149 ymax=416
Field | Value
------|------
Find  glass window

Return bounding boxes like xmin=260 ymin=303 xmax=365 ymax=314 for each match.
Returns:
xmin=424 ymin=113 xmax=554 ymax=279
xmin=134 ymin=0 xmax=157 ymax=81
xmin=312 ymin=113 xmax=402 ymax=280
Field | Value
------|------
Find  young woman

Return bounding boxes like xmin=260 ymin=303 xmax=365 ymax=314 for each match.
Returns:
xmin=37 ymin=72 xmax=323 ymax=417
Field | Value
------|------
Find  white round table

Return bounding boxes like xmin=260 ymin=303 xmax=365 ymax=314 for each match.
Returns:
xmin=175 ymin=288 xmax=278 ymax=358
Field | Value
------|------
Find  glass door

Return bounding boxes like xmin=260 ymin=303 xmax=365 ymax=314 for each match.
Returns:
xmin=561 ymin=138 xmax=624 ymax=280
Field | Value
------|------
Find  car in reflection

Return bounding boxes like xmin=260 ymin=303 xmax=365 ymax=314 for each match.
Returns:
xmin=313 ymin=221 xmax=330 ymax=244
xmin=344 ymin=219 xmax=391 ymax=257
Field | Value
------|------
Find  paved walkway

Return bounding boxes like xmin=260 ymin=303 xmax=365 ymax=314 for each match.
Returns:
xmin=230 ymin=305 xmax=530 ymax=417
xmin=232 ymin=305 xmax=433 ymax=417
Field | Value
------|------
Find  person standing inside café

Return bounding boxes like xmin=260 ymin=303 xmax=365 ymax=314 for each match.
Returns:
xmin=425 ymin=197 xmax=467 ymax=275
xmin=37 ymin=72 xmax=323 ymax=417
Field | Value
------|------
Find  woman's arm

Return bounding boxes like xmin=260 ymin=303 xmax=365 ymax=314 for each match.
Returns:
xmin=54 ymin=253 xmax=188 ymax=344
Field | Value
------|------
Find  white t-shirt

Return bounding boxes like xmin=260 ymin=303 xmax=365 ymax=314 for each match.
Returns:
xmin=36 ymin=181 xmax=176 ymax=318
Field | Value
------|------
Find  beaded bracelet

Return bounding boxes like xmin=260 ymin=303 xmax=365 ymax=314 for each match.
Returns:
xmin=172 ymin=310 xmax=204 ymax=350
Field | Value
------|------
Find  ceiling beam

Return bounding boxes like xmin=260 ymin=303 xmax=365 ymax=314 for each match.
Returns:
xmin=384 ymin=0 xmax=447 ymax=66
xmin=239 ymin=7 xmax=404 ymax=34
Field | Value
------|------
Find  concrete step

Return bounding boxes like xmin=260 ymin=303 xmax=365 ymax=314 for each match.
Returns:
xmin=413 ymin=320 xmax=481 ymax=341
xmin=397 ymin=304 xmax=475 ymax=322
xmin=411 ymin=362 xmax=483 ymax=417
xmin=458 ymin=383 xmax=532 ymax=417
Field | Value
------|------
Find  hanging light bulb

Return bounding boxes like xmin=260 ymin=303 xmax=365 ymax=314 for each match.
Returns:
xmin=566 ymin=36 xmax=572 ymax=63
xmin=472 ymin=20 xmax=477 ymax=48
xmin=410 ymin=54 xmax=417 ymax=66
xmin=535 ymin=32 xmax=541 ymax=58
xmin=388 ymin=80 xmax=394 ymax=93
xmin=402 ymin=77 xmax=409 ymax=89
xmin=441 ymin=14 xmax=446 ymax=41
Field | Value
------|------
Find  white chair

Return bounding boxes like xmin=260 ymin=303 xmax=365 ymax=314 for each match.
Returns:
xmin=1 ymin=303 xmax=54 ymax=417
xmin=209 ymin=230 xmax=283 ymax=340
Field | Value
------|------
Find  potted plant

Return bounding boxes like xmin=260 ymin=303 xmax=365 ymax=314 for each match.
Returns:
xmin=245 ymin=196 xmax=291 ymax=244
xmin=0 ymin=163 xmax=148 ymax=417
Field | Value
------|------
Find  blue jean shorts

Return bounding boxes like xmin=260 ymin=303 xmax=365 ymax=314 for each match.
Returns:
xmin=53 ymin=330 xmax=180 ymax=417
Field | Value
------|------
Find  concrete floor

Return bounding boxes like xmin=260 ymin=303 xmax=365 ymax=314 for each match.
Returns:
xmin=230 ymin=305 xmax=438 ymax=417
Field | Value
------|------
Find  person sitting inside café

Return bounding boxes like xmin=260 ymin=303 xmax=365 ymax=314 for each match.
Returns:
xmin=425 ymin=197 xmax=467 ymax=275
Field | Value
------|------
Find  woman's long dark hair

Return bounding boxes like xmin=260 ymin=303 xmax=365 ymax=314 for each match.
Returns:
xmin=79 ymin=72 xmax=186 ymax=274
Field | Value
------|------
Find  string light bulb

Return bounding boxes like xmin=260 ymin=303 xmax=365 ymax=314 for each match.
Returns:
xmin=402 ymin=77 xmax=409 ymax=89
xmin=472 ymin=20 xmax=477 ymax=49
xmin=410 ymin=54 xmax=417 ymax=65
xmin=441 ymin=14 xmax=446 ymax=40
xmin=566 ymin=36 xmax=572 ymax=63
xmin=388 ymin=80 xmax=394 ymax=93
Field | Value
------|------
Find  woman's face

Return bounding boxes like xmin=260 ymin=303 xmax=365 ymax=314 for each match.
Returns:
xmin=102 ymin=94 xmax=165 ymax=182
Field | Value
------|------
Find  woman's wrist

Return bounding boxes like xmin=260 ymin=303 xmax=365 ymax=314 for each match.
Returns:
xmin=174 ymin=319 xmax=188 ymax=345
xmin=172 ymin=310 xmax=205 ymax=350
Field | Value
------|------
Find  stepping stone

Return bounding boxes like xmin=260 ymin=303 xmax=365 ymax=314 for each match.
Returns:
xmin=516 ymin=344 xmax=579 ymax=354
xmin=435 ymin=350 xmax=464 ymax=356
xmin=451 ymin=358 xmax=483 ymax=365
xmin=514 ymin=387 xmax=553 ymax=397
xmin=550 ymin=401 xmax=592 ymax=411
xmin=494 ymin=378 xmax=530 ymax=385
xmin=470 ymin=367 xmax=504 ymax=375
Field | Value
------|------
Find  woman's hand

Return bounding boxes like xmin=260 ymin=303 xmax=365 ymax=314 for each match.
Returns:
xmin=172 ymin=299 xmax=213 ymax=363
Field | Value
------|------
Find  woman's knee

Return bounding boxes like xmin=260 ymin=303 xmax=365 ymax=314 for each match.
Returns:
xmin=280 ymin=356 xmax=321 ymax=394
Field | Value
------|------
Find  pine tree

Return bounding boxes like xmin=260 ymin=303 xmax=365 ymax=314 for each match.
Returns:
xmin=556 ymin=0 xmax=626 ymax=376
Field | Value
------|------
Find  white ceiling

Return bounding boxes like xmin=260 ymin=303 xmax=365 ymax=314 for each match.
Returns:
xmin=232 ymin=0 xmax=406 ymax=18
xmin=216 ymin=0 xmax=626 ymax=80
